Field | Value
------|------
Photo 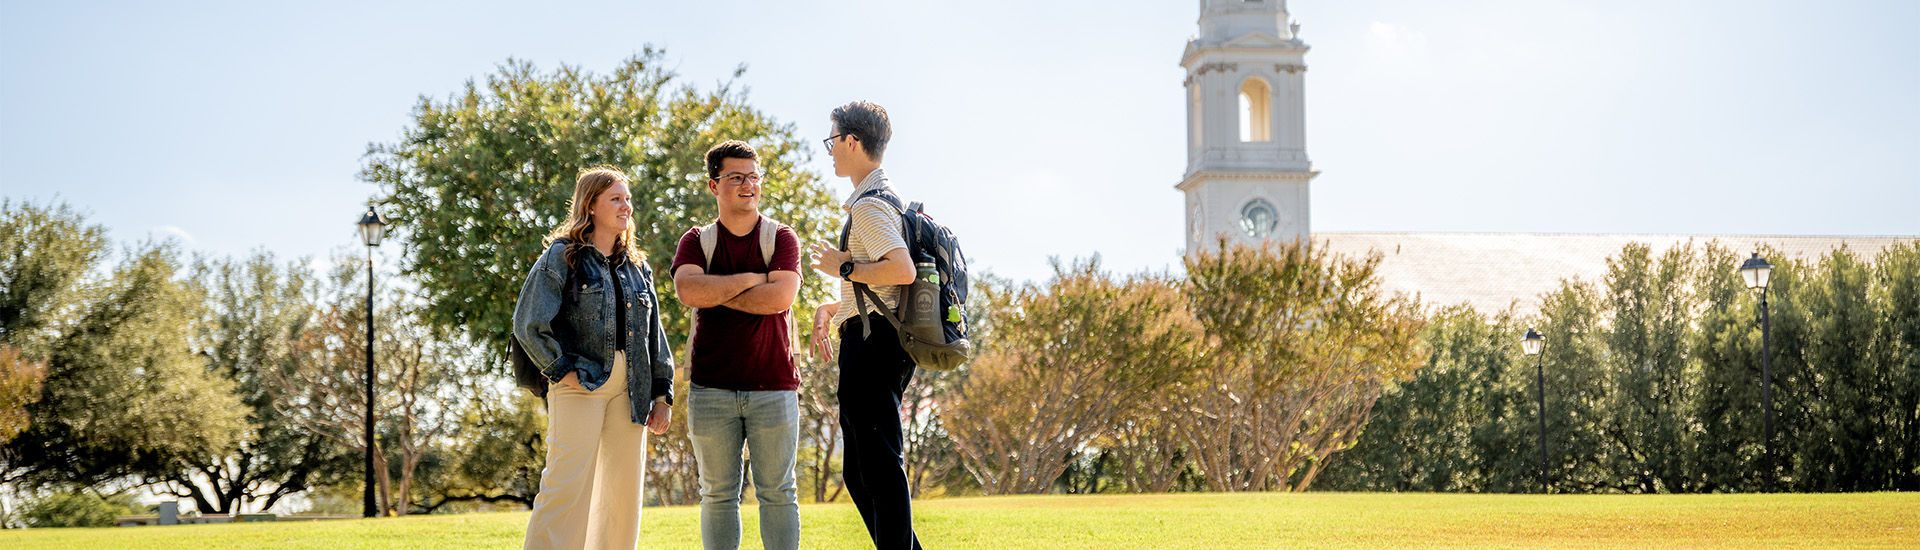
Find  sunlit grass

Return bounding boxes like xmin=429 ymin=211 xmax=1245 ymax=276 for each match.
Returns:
xmin=5 ymin=492 xmax=1915 ymax=549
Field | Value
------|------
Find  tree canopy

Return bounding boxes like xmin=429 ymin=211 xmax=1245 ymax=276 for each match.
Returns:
xmin=362 ymin=49 xmax=841 ymax=366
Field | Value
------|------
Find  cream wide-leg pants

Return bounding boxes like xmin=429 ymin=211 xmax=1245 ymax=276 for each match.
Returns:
xmin=525 ymin=351 xmax=650 ymax=550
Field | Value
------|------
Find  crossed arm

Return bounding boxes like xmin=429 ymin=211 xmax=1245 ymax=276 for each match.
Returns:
xmin=673 ymin=265 xmax=802 ymax=314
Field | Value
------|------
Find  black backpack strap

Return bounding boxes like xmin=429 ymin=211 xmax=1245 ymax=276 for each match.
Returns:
xmin=842 ymin=188 xmax=908 ymax=338
xmin=840 ymin=188 xmax=896 ymax=249
xmin=868 ymin=189 xmax=904 ymax=212
xmin=853 ymin=281 xmax=904 ymax=339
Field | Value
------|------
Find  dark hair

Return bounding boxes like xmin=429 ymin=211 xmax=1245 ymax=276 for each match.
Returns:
xmin=830 ymin=101 xmax=891 ymax=162
xmin=704 ymin=140 xmax=758 ymax=180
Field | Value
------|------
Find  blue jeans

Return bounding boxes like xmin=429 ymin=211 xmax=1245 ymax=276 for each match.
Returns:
xmin=688 ymin=384 xmax=801 ymax=550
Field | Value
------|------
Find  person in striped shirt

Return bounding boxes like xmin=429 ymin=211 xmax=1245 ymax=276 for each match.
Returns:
xmin=806 ymin=101 xmax=925 ymax=550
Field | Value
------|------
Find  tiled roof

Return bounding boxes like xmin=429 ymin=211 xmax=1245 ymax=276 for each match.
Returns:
xmin=1313 ymin=233 xmax=1919 ymax=316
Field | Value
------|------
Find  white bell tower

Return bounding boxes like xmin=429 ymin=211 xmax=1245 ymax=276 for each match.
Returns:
xmin=1178 ymin=0 xmax=1316 ymax=255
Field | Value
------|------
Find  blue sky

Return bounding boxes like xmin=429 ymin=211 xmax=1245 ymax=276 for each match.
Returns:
xmin=3 ymin=0 xmax=1915 ymax=285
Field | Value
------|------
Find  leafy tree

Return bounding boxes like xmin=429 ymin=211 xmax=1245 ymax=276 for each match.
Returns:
xmin=795 ymin=353 xmax=843 ymax=503
xmin=1792 ymin=247 xmax=1893 ymax=491
xmin=0 ymin=199 xmax=108 ymax=352
xmin=1322 ymin=240 xmax=1920 ymax=495
xmin=1318 ymin=305 xmax=1523 ymax=492
xmin=644 ymin=379 xmax=701 ymax=507
xmin=906 ymin=272 xmax=1015 ymax=498
xmin=375 ymin=290 xmax=471 ymax=515
xmin=1179 ymin=239 xmax=1426 ymax=492
xmin=944 ymin=258 xmax=1199 ymax=495
xmin=7 ymin=242 xmax=249 ymax=488
xmin=902 ymin=357 xmax=967 ymax=498
xmin=1756 ymin=250 xmax=1813 ymax=491
xmin=1102 ymin=399 xmax=1198 ymax=493
xmin=0 ymin=347 xmax=45 ymax=445
xmin=267 ymin=254 xmax=464 ymax=516
xmin=0 ymin=199 xmax=101 ymax=463
xmin=1596 ymin=242 xmax=1704 ymax=493
xmin=1689 ymin=243 xmax=1770 ymax=492
xmin=415 ymin=391 xmax=545 ymax=512
xmin=21 ymin=490 xmax=143 ymax=528
xmin=361 ymin=49 xmax=838 ymax=365
xmin=1873 ymin=242 xmax=1920 ymax=490
xmin=152 ymin=252 xmax=355 ymax=514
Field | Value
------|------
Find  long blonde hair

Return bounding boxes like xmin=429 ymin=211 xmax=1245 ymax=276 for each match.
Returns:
xmin=543 ymin=167 xmax=645 ymax=269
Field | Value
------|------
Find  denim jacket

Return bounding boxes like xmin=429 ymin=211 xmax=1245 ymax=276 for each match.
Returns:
xmin=512 ymin=239 xmax=675 ymax=424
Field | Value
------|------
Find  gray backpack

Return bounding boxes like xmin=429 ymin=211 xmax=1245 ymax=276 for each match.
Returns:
xmin=683 ymin=216 xmax=790 ymax=371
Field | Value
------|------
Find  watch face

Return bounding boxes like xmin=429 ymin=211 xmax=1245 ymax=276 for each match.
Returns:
xmin=1240 ymin=199 xmax=1278 ymax=239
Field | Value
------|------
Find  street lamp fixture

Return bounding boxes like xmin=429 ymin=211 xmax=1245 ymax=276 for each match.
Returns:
xmin=358 ymin=206 xmax=387 ymax=247
xmin=1739 ymin=252 xmax=1776 ymax=493
xmin=1739 ymin=253 xmax=1773 ymax=291
xmin=356 ymin=203 xmax=386 ymax=518
xmin=1521 ymin=328 xmax=1546 ymax=493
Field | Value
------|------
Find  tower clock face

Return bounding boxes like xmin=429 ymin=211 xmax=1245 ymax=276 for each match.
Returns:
xmin=1240 ymin=198 xmax=1278 ymax=238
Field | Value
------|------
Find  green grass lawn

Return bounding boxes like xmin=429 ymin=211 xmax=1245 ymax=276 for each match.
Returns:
xmin=5 ymin=492 xmax=1916 ymax=549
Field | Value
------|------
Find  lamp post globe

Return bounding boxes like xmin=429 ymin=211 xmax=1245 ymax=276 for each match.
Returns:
xmin=357 ymin=203 xmax=386 ymax=517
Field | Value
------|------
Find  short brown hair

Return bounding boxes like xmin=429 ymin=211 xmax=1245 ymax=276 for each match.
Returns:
xmin=704 ymin=140 xmax=758 ymax=180
xmin=830 ymin=101 xmax=890 ymax=162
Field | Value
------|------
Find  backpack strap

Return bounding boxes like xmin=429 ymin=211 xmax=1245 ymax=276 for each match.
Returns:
xmin=689 ymin=227 xmax=717 ymax=376
xmin=688 ymin=216 xmax=789 ymax=368
xmin=698 ymin=222 xmax=721 ymax=272
xmin=839 ymin=189 xmax=904 ymax=249
xmin=703 ymin=215 xmax=781 ymax=271
xmin=757 ymin=216 xmax=779 ymax=268
xmin=841 ymin=189 xmax=909 ymax=339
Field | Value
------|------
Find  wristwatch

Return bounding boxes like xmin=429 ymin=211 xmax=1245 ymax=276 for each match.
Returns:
xmin=839 ymin=261 xmax=856 ymax=278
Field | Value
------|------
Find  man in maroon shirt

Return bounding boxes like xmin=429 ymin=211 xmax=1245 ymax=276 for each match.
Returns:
xmin=671 ymin=140 xmax=803 ymax=550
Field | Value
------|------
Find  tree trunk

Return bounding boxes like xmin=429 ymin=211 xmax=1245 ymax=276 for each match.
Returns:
xmin=171 ymin=472 xmax=221 ymax=515
xmin=816 ymin=434 xmax=838 ymax=502
xmin=395 ymin=439 xmax=420 ymax=516
xmin=372 ymin=441 xmax=394 ymax=516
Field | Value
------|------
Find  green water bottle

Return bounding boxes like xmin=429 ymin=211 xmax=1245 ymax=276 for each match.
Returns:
xmin=909 ymin=263 xmax=943 ymax=343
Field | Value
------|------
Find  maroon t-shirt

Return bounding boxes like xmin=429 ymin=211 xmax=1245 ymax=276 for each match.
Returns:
xmin=671 ymin=219 xmax=801 ymax=391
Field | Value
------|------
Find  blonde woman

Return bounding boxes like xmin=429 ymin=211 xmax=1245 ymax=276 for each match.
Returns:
xmin=514 ymin=167 xmax=675 ymax=550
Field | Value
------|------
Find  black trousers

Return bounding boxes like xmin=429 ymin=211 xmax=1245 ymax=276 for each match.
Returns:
xmin=837 ymin=314 xmax=923 ymax=550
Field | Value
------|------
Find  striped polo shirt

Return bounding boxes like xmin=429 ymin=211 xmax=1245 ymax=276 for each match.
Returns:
xmin=831 ymin=168 xmax=909 ymax=331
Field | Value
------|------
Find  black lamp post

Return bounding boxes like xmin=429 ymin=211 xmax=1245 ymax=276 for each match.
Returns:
xmin=356 ymin=204 xmax=387 ymax=517
xmin=1739 ymin=252 xmax=1775 ymax=493
xmin=1521 ymin=328 xmax=1547 ymax=493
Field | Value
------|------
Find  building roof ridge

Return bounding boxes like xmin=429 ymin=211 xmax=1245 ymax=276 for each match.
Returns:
xmin=1312 ymin=231 xmax=1919 ymax=239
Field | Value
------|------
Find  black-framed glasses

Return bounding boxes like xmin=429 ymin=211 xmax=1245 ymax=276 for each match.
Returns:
xmin=717 ymin=171 xmax=764 ymax=187
xmin=822 ymin=133 xmax=850 ymax=153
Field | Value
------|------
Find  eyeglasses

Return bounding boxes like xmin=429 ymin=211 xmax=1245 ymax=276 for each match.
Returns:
xmin=716 ymin=171 xmax=764 ymax=187
xmin=822 ymin=133 xmax=850 ymax=153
